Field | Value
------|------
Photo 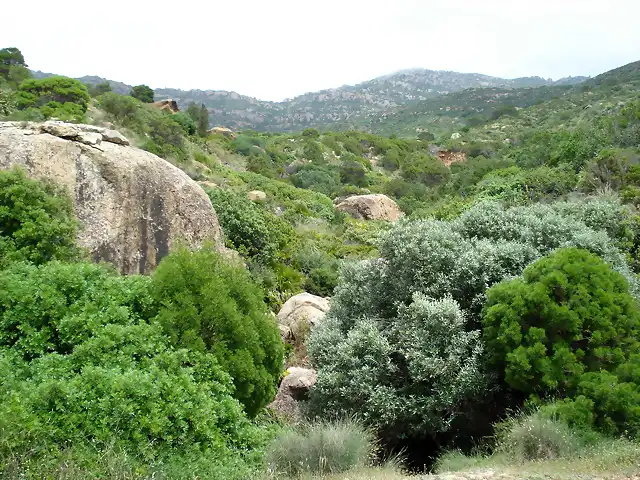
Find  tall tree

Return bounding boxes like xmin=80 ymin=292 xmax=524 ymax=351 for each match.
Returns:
xmin=0 ymin=47 xmax=30 ymax=87
xmin=0 ymin=47 xmax=26 ymax=76
xmin=187 ymin=102 xmax=210 ymax=136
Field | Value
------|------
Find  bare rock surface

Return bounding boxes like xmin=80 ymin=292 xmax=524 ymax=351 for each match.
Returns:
xmin=277 ymin=292 xmax=330 ymax=337
xmin=0 ymin=121 xmax=225 ymax=274
xmin=336 ymin=193 xmax=403 ymax=221
xmin=268 ymin=367 xmax=317 ymax=421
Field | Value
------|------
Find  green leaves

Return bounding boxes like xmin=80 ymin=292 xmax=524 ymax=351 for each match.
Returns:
xmin=483 ymin=248 xmax=640 ymax=432
xmin=129 ymin=84 xmax=154 ymax=103
xmin=150 ymin=248 xmax=284 ymax=416
xmin=0 ymin=168 xmax=80 ymax=267
xmin=15 ymin=76 xmax=90 ymax=121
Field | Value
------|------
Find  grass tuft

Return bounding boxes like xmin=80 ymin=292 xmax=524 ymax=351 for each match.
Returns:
xmin=265 ymin=419 xmax=375 ymax=477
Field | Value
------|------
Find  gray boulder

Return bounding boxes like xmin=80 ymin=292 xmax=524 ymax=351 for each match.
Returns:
xmin=0 ymin=121 xmax=226 ymax=274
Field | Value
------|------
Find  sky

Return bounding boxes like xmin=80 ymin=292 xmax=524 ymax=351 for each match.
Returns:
xmin=2 ymin=0 xmax=639 ymax=101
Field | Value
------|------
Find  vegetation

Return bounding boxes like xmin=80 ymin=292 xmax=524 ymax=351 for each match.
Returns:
xmin=2 ymin=46 xmax=640 ymax=478
xmin=129 ymin=84 xmax=154 ymax=103
xmin=266 ymin=420 xmax=375 ymax=477
xmin=0 ymin=171 xmax=281 ymax=479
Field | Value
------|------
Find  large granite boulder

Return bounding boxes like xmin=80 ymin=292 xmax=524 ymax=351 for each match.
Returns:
xmin=336 ymin=194 xmax=403 ymax=221
xmin=277 ymin=292 xmax=330 ymax=337
xmin=0 ymin=121 xmax=225 ymax=274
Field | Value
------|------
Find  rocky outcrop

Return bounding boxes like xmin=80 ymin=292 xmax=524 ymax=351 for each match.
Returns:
xmin=0 ymin=121 xmax=225 ymax=274
xmin=268 ymin=367 xmax=317 ymax=420
xmin=277 ymin=292 xmax=330 ymax=337
xmin=151 ymin=99 xmax=180 ymax=114
xmin=208 ymin=126 xmax=236 ymax=139
xmin=336 ymin=194 xmax=403 ymax=221
xmin=247 ymin=190 xmax=267 ymax=202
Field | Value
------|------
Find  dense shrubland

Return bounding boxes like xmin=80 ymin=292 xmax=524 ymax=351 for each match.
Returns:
xmin=2 ymin=46 xmax=640 ymax=477
xmin=0 ymin=169 xmax=284 ymax=478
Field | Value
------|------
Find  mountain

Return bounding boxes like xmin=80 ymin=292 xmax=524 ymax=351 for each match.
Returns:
xmin=32 ymin=67 xmax=586 ymax=133
xmin=151 ymin=69 xmax=586 ymax=132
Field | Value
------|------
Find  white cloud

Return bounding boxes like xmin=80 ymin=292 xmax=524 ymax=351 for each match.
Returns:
xmin=2 ymin=0 xmax=639 ymax=100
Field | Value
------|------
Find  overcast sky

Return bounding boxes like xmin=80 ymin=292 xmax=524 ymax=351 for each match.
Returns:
xmin=2 ymin=0 xmax=639 ymax=101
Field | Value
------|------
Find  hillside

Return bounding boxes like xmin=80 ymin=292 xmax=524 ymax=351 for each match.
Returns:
xmin=31 ymin=68 xmax=587 ymax=133
xmin=3 ymin=46 xmax=640 ymax=480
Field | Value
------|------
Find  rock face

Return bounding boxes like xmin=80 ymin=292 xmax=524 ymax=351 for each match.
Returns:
xmin=269 ymin=367 xmax=317 ymax=420
xmin=208 ymin=126 xmax=236 ymax=139
xmin=151 ymin=99 xmax=180 ymax=114
xmin=277 ymin=292 xmax=330 ymax=337
xmin=336 ymin=194 xmax=403 ymax=221
xmin=0 ymin=121 xmax=225 ymax=274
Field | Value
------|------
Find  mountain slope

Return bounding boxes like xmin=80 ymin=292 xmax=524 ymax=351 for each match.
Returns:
xmin=152 ymin=69 xmax=586 ymax=132
xmin=31 ymin=67 xmax=587 ymax=133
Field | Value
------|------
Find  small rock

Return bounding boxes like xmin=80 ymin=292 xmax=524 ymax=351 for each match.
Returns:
xmin=76 ymin=132 xmax=102 ymax=146
xmin=268 ymin=367 xmax=318 ymax=421
xmin=101 ymin=129 xmax=130 ymax=146
xmin=279 ymin=324 xmax=294 ymax=343
xmin=451 ymin=132 xmax=461 ymax=139
xmin=248 ymin=190 xmax=267 ymax=202
xmin=40 ymin=121 xmax=80 ymax=138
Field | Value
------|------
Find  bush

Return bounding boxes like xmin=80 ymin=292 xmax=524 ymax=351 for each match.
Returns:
xmin=0 ymin=261 xmax=152 ymax=359
xmin=495 ymin=412 xmax=589 ymax=461
xmin=308 ymin=200 xmax=637 ymax=451
xmin=0 ymin=168 xmax=80 ymax=267
xmin=150 ymin=248 xmax=284 ymax=416
xmin=129 ymin=84 xmax=154 ymax=103
xmin=16 ymin=76 xmax=90 ymax=120
xmin=0 ymin=257 xmax=271 ymax=474
xmin=309 ymin=294 xmax=485 ymax=442
xmin=483 ymin=248 xmax=640 ymax=396
xmin=266 ymin=420 xmax=374 ymax=477
xmin=207 ymin=188 xmax=297 ymax=266
xmin=99 ymin=92 xmax=188 ymax=160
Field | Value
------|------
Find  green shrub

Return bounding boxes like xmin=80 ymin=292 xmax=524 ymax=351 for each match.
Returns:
xmin=207 ymin=188 xmax=297 ymax=266
xmin=0 ymin=168 xmax=80 ymax=267
xmin=495 ymin=412 xmax=589 ymax=461
xmin=0 ymin=261 xmax=152 ymax=359
xmin=150 ymin=248 xmax=284 ymax=416
xmin=99 ymin=92 xmax=188 ymax=160
xmin=483 ymin=248 xmax=640 ymax=396
xmin=129 ymin=84 xmax=154 ymax=103
xmin=172 ymin=111 xmax=197 ymax=135
xmin=309 ymin=294 xmax=485 ymax=442
xmin=16 ymin=76 xmax=89 ymax=121
xmin=401 ymin=152 xmax=450 ymax=186
xmin=308 ymin=200 xmax=637 ymax=450
xmin=266 ymin=420 xmax=374 ymax=477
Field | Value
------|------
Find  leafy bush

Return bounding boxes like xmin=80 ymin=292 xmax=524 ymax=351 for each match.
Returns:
xmin=99 ymin=92 xmax=188 ymax=160
xmin=129 ymin=84 xmax=154 ymax=103
xmin=207 ymin=188 xmax=297 ymax=266
xmin=15 ymin=76 xmax=89 ymax=121
xmin=266 ymin=420 xmax=374 ymax=477
xmin=308 ymin=200 xmax=637 ymax=450
xmin=0 ymin=257 xmax=272 ymax=477
xmin=483 ymin=248 xmax=640 ymax=396
xmin=309 ymin=294 xmax=485 ymax=442
xmin=0 ymin=261 xmax=152 ymax=359
xmin=0 ymin=168 xmax=80 ymax=267
xmin=150 ymin=248 xmax=284 ymax=416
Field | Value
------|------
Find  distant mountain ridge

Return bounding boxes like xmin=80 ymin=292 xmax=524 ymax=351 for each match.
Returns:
xmin=30 ymin=68 xmax=588 ymax=133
